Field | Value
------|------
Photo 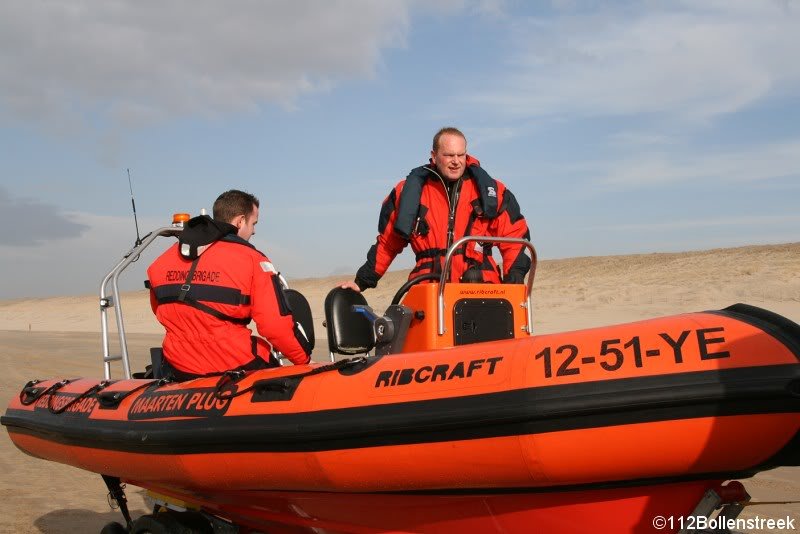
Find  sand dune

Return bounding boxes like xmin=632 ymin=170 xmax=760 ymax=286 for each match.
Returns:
xmin=1 ymin=242 xmax=798 ymax=533
xmin=2 ymin=242 xmax=798 ymax=336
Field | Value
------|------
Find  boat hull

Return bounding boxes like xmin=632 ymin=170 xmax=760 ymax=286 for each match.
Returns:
xmin=137 ymin=479 xmax=728 ymax=533
xmin=2 ymin=304 xmax=800 ymax=532
xmin=7 ymin=410 xmax=799 ymax=492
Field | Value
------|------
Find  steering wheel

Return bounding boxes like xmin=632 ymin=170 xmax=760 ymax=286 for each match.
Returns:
xmin=390 ymin=273 xmax=441 ymax=306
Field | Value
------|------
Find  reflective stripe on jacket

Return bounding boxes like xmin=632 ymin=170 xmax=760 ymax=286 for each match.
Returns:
xmin=147 ymin=238 xmax=311 ymax=375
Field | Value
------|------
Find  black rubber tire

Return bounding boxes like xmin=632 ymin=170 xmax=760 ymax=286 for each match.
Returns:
xmin=100 ymin=521 xmax=128 ymax=534
xmin=130 ymin=511 xmax=214 ymax=534
xmin=173 ymin=512 xmax=214 ymax=534
xmin=130 ymin=513 xmax=188 ymax=534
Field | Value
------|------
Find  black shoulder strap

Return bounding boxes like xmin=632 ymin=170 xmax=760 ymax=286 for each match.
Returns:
xmin=161 ymin=256 xmax=251 ymax=325
xmin=178 ymin=257 xmax=201 ymax=302
xmin=467 ymin=165 xmax=499 ymax=219
xmin=394 ymin=165 xmax=430 ymax=239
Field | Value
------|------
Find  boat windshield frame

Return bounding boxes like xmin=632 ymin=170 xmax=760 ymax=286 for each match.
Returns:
xmin=99 ymin=225 xmax=183 ymax=380
xmin=438 ymin=236 xmax=537 ymax=336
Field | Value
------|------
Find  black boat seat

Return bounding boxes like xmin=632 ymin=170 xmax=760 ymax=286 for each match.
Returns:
xmin=145 ymin=347 xmax=166 ymax=379
xmin=284 ymin=288 xmax=316 ymax=353
xmin=324 ymin=287 xmax=374 ymax=358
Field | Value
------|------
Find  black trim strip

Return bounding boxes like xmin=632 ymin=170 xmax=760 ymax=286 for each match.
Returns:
xmin=3 ymin=365 xmax=798 ymax=460
xmin=355 ymin=244 xmax=380 ymax=290
xmin=384 ymin=471 xmax=748 ymax=497
xmin=154 ymin=284 xmax=250 ymax=306
xmin=377 ymin=188 xmax=396 ymax=234
xmin=709 ymin=304 xmax=800 ymax=361
xmin=410 ymin=260 xmax=435 ymax=274
xmin=415 ymin=248 xmax=448 ymax=260
xmin=159 ymin=471 xmax=747 ymax=500
xmin=271 ymin=275 xmax=292 ymax=316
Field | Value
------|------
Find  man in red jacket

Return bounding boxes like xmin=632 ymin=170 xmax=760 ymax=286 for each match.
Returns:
xmin=343 ymin=127 xmax=531 ymax=292
xmin=148 ymin=190 xmax=311 ymax=379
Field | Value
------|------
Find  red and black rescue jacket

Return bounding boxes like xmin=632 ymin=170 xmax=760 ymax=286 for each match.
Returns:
xmin=355 ymin=155 xmax=531 ymax=290
xmin=147 ymin=216 xmax=311 ymax=375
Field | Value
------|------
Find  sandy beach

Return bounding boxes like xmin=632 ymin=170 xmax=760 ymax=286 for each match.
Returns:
xmin=1 ymin=242 xmax=798 ymax=533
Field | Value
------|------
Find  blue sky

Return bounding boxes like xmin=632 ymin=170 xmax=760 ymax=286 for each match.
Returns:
xmin=1 ymin=0 xmax=798 ymax=299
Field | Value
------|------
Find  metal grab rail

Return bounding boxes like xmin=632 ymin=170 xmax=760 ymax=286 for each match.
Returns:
xmin=437 ymin=236 xmax=537 ymax=336
xmin=100 ymin=226 xmax=183 ymax=380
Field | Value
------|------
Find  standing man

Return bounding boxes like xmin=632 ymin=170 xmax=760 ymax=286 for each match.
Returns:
xmin=344 ymin=127 xmax=531 ymax=292
xmin=148 ymin=189 xmax=311 ymax=379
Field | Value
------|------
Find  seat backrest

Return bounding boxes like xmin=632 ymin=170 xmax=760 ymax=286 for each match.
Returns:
xmin=284 ymin=288 xmax=315 ymax=352
xmin=324 ymin=287 xmax=374 ymax=356
xmin=149 ymin=347 xmax=165 ymax=379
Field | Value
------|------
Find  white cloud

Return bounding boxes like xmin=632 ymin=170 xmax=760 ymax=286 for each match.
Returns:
xmin=471 ymin=0 xmax=510 ymax=18
xmin=590 ymin=214 xmax=800 ymax=232
xmin=606 ymin=131 xmax=678 ymax=149
xmin=0 ymin=1 xmax=412 ymax=129
xmin=467 ymin=1 xmax=800 ymax=121
xmin=0 ymin=186 xmax=90 ymax=245
xmin=598 ymin=139 xmax=800 ymax=187
xmin=467 ymin=125 xmax=524 ymax=149
xmin=0 ymin=208 xmax=363 ymax=299
xmin=0 ymin=212 xmax=167 ymax=299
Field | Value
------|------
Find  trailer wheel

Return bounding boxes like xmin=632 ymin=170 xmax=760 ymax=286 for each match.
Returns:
xmin=99 ymin=521 xmax=127 ymax=534
xmin=130 ymin=513 xmax=187 ymax=534
xmin=130 ymin=511 xmax=214 ymax=534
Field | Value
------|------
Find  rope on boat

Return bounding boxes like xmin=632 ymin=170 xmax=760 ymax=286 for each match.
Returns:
xmin=52 ymin=378 xmax=174 ymax=412
xmin=47 ymin=380 xmax=114 ymax=414
xmin=19 ymin=379 xmax=76 ymax=406
xmin=213 ymin=356 xmax=369 ymax=401
xmin=96 ymin=378 xmax=174 ymax=409
xmin=19 ymin=357 xmax=367 ymax=412
xmin=18 ymin=377 xmax=175 ymax=412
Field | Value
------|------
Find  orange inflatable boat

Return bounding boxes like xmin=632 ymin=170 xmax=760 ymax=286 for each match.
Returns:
xmin=2 ymin=228 xmax=799 ymax=533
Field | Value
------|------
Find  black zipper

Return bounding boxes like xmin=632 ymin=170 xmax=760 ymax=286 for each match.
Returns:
xmin=426 ymin=166 xmax=462 ymax=253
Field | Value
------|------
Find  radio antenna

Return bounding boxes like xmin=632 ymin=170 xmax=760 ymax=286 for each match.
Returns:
xmin=127 ymin=168 xmax=142 ymax=247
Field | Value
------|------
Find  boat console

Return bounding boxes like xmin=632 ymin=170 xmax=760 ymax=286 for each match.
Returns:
xmin=324 ymin=235 xmax=538 ymax=358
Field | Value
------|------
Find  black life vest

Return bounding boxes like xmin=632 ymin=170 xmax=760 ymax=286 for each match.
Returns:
xmin=393 ymin=164 xmax=500 ymax=240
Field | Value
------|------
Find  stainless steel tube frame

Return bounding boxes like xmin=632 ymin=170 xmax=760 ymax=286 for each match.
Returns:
xmin=437 ymin=236 xmax=537 ymax=336
xmin=100 ymin=227 xmax=182 ymax=379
